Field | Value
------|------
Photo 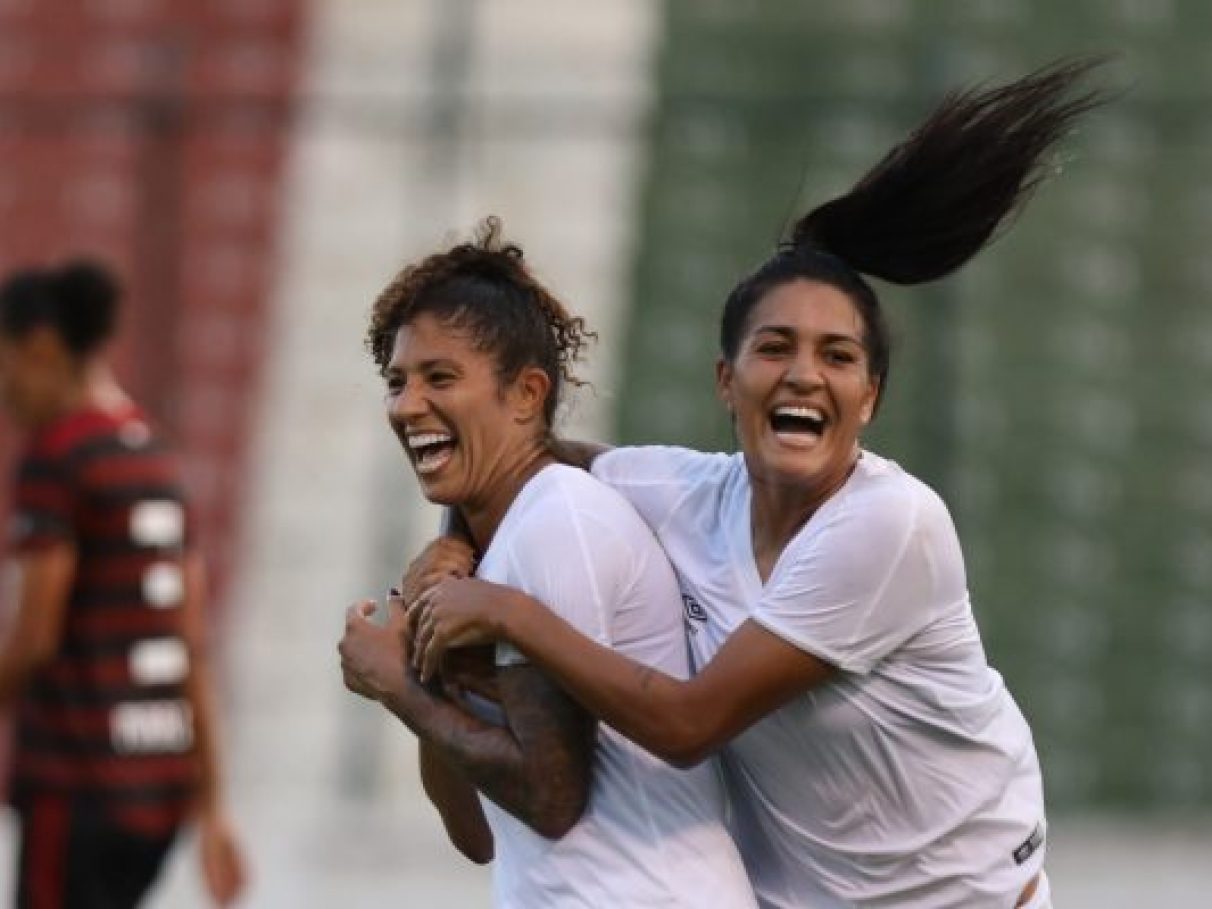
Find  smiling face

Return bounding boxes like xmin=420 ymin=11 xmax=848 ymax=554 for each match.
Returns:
xmin=717 ymin=278 xmax=879 ymax=497
xmin=384 ymin=312 xmax=550 ymax=510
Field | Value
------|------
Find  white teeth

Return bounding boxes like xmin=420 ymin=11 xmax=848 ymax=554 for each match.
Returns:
xmin=407 ymin=430 xmax=455 ymax=477
xmin=773 ymin=405 xmax=825 ymax=421
xmin=415 ymin=447 xmax=453 ymax=475
xmin=406 ymin=432 xmax=453 ymax=451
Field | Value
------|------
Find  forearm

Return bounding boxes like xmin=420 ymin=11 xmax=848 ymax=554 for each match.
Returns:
xmin=498 ymin=591 xmax=713 ymax=766
xmin=180 ymin=554 xmax=227 ymax=814
xmin=419 ymin=739 xmax=493 ymax=863
xmin=547 ymin=439 xmax=610 ymax=469
xmin=382 ymin=676 xmax=582 ymax=838
xmin=185 ymin=653 xmax=227 ymax=813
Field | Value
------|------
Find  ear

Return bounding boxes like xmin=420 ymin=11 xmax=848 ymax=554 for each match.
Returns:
xmin=25 ymin=325 xmax=65 ymax=362
xmin=715 ymin=357 xmax=735 ymax=415
xmin=858 ymin=374 xmax=880 ymax=426
xmin=510 ymin=365 xmax=552 ymax=424
xmin=16 ymin=326 xmax=75 ymax=378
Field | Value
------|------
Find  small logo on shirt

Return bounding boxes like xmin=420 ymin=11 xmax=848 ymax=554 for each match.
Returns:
xmin=682 ymin=594 xmax=708 ymax=634
xmin=1013 ymin=822 xmax=1045 ymax=865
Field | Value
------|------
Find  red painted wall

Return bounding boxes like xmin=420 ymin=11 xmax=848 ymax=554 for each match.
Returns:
xmin=0 ymin=0 xmax=306 ymax=778
xmin=1 ymin=0 xmax=305 ymax=608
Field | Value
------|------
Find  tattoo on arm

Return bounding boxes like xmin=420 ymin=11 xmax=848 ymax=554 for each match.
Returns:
xmin=419 ymin=740 xmax=494 ymax=864
xmin=636 ymin=665 xmax=658 ymax=693
xmin=383 ymin=664 xmax=595 ymax=839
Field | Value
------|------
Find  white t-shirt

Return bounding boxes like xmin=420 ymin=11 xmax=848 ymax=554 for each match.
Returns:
xmin=474 ymin=464 xmax=756 ymax=909
xmin=593 ymin=447 xmax=1046 ymax=909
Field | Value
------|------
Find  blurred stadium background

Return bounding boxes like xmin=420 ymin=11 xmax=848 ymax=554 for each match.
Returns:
xmin=1 ymin=0 xmax=1210 ymax=905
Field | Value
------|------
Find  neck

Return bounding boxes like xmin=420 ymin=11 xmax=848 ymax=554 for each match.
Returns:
xmin=460 ymin=438 xmax=555 ymax=554
xmin=83 ymin=363 xmax=131 ymax=412
xmin=30 ymin=372 xmax=88 ymax=428
xmin=40 ymin=362 xmax=128 ymax=424
xmin=748 ymin=446 xmax=859 ymax=581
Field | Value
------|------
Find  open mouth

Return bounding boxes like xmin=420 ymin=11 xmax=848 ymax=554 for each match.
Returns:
xmin=406 ymin=431 xmax=457 ymax=476
xmin=769 ymin=404 xmax=826 ymax=442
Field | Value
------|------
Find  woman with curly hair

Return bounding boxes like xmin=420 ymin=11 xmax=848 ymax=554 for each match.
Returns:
xmin=406 ymin=60 xmax=1109 ymax=908
xmin=338 ymin=219 xmax=756 ymax=908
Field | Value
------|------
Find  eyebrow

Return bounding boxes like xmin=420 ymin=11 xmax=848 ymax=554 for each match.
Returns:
xmin=385 ymin=358 xmax=462 ymax=375
xmin=751 ymin=325 xmax=864 ymax=346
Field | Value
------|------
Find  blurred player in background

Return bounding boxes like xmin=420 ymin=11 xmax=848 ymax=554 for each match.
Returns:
xmin=0 ymin=262 xmax=245 ymax=907
xmin=408 ymin=60 xmax=1108 ymax=909
xmin=338 ymin=220 xmax=756 ymax=908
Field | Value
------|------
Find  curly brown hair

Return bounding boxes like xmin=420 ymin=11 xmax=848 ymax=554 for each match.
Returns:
xmin=367 ymin=217 xmax=594 ymax=426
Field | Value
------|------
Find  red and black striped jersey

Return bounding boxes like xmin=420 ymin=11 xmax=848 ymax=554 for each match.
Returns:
xmin=7 ymin=403 xmax=201 ymax=836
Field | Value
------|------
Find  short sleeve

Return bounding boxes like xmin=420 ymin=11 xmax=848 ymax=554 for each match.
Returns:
xmin=9 ymin=449 xmax=77 ymax=552
xmin=491 ymin=490 xmax=626 ymax=669
xmin=591 ymin=445 xmax=731 ymax=534
xmin=753 ymin=482 xmax=948 ymax=674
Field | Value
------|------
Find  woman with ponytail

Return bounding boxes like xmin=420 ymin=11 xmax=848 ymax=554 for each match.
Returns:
xmin=0 ymin=262 xmax=245 ymax=907
xmin=407 ymin=60 xmax=1107 ymax=908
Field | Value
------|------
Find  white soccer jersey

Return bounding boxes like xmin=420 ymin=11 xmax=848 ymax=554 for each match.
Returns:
xmin=474 ymin=464 xmax=756 ymax=909
xmin=593 ymin=447 xmax=1046 ymax=909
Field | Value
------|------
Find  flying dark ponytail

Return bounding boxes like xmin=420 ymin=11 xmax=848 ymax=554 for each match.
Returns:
xmin=790 ymin=56 xmax=1110 ymax=284
xmin=720 ymin=56 xmax=1110 ymax=414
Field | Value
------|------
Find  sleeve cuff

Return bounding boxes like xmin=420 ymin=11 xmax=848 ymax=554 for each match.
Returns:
xmin=750 ymin=613 xmax=875 ymax=675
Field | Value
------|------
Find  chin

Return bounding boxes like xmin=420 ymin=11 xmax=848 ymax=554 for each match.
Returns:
xmin=415 ymin=477 xmax=468 ymax=508
xmin=418 ymin=485 xmax=458 ymax=506
xmin=754 ymin=452 xmax=834 ymax=487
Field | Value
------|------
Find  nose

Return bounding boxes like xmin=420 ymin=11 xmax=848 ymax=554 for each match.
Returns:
xmin=388 ymin=379 xmax=428 ymax=424
xmin=783 ymin=351 xmax=824 ymax=391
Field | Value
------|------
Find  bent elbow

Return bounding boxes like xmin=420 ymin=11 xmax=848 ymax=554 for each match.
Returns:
xmin=649 ymin=715 xmax=717 ymax=769
xmin=530 ymin=790 xmax=588 ymax=841
xmin=532 ymin=813 xmax=579 ymax=841
xmin=456 ymin=840 xmax=494 ymax=865
xmin=662 ymin=744 xmax=712 ymax=770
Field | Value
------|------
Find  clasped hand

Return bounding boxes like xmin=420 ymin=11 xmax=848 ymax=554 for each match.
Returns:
xmin=339 ymin=594 xmax=411 ymax=702
xmin=409 ymin=576 xmax=511 ymax=683
xmin=339 ymin=536 xmax=499 ymax=701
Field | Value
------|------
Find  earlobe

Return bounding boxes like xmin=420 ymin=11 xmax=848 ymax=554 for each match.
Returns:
xmin=860 ymin=380 xmax=881 ymax=425
xmin=28 ymin=326 xmax=61 ymax=361
xmin=24 ymin=326 xmax=74 ymax=376
xmin=715 ymin=358 xmax=734 ymax=413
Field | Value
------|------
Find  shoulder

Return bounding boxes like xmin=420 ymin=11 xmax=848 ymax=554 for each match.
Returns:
xmin=797 ymin=453 xmax=951 ymax=563
xmin=497 ymin=466 xmax=670 ymax=588
xmin=510 ymin=465 xmax=649 ymax=544
xmin=845 ymin=452 xmax=948 ymax=524
xmin=33 ymin=406 xmax=164 ymax=464
xmin=488 ymin=467 xmax=658 ymax=633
